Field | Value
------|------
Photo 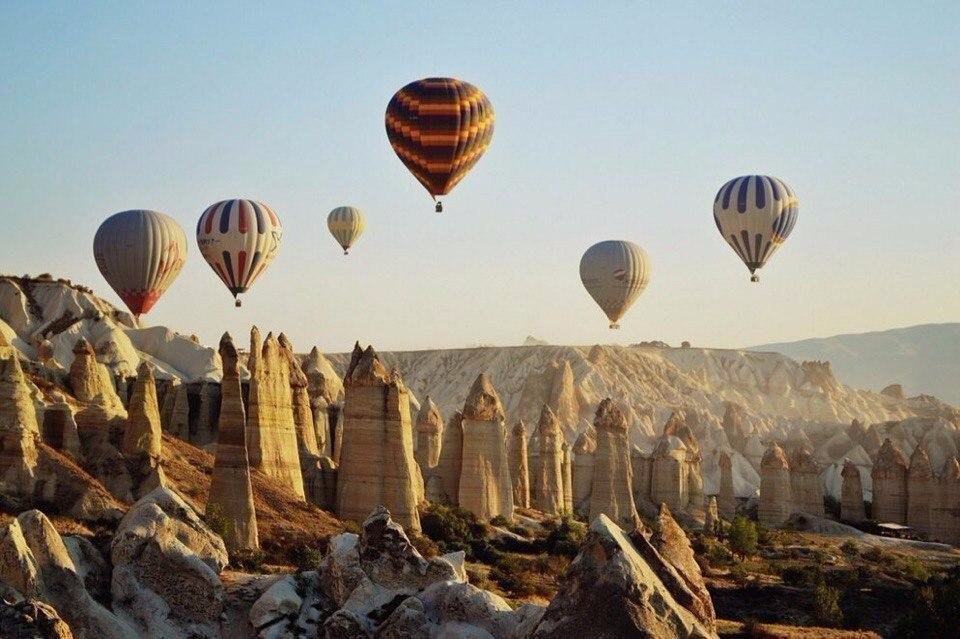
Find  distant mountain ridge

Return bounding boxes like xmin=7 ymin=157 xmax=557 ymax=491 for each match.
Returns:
xmin=750 ymin=323 xmax=960 ymax=404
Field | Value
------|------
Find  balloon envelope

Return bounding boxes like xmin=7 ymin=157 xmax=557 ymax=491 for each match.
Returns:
xmin=196 ymin=199 xmax=282 ymax=302
xmin=327 ymin=206 xmax=366 ymax=254
xmin=713 ymin=175 xmax=798 ymax=280
xmin=385 ymin=77 xmax=494 ymax=201
xmin=579 ymin=240 xmax=651 ymax=329
xmin=93 ymin=209 xmax=187 ymax=317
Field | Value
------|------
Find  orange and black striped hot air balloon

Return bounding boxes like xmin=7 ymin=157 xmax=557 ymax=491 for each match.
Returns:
xmin=385 ymin=77 xmax=494 ymax=212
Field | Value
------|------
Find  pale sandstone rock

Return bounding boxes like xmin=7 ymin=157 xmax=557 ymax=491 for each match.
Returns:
xmin=759 ymin=443 xmax=792 ymax=527
xmin=872 ymin=438 xmax=909 ymax=524
xmin=159 ymin=377 xmax=180 ymax=432
xmin=280 ymin=333 xmax=320 ymax=459
xmin=433 ymin=412 xmax=464 ymax=504
xmin=192 ymin=381 xmax=219 ymax=446
xmin=788 ymin=447 xmax=823 ymax=517
xmin=651 ymin=504 xmax=717 ymax=632
xmin=415 ymin=396 xmax=443 ymax=471
xmin=650 ymin=435 xmax=688 ymax=512
xmin=663 ymin=410 xmax=705 ymax=514
xmin=717 ymin=451 xmax=736 ymax=520
xmin=41 ymin=395 xmax=81 ymax=459
xmin=562 ymin=443 xmax=574 ymax=514
xmin=458 ymin=374 xmax=514 ymax=522
xmin=303 ymin=455 xmax=338 ymax=511
xmin=535 ymin=404 xmax=565 ymax=515
xmin=721 ymin=402 xmax=747 ymax=452
xmin=510 ymin=420 xmax=531 ymax=509
xmin=67 ymin=338 xmax=124 ymax=414
xmin=336 ymin=344 xmax=421 ymax=532
xmin=704 ymin=496 xmax=721 ymax=536
xmin=166 ymin=383 xmax=190 ymax=440
xmin=0 ymin=350 xmax=38 ymax=435
xmin=572 ymin=427 xmax=596 ymax=516
xmin=206 ymin=333 xmax=259 ymax=552
xmin=548 ymin=360 xmax=580 ymax=442
xmin=907 ymin=446 xmax=934 ymax=537
xmin=121 ymin=362 xmax=162 ymax=460
xmin=588 ymin=399 xmax=638 ymax=528
xmin=631 ymin=446 xmax=652 ymax=508
xmin=840 ymin=460 xmax=867 ymax=522
xmin=0 ymin=510 xmax=135 ymax=638
xmin=0 ymin=598 xmax=74 ymax=639
xmin=0 ymin=353 xmax=39 ymax=495
xmin=533 ymin=514 xmax=718 ymax=638
xmin=111 ymin=487 xmax=227 ymax=638
xmin=246 ymin=329 xmax=306 ymax=500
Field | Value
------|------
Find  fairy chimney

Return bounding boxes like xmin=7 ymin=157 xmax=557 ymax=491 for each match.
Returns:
xmin=458 ymin=374 xmax=514 ymax=522
xmin=907 ymin=446 xmax=933 ymax=537
xmin=279 ymin=333 xmax=320 ymax=459
xmin=789 ymin=447 xmax=823 ymax=517
xmin=0 ymin=353 xmax=38 ymax=495
xmin=121 ymin=361 xmax=162 ymax=460
xmin=68 ymin=338 xmax=124 ymax=413
xmin=758 ymin=443 xmax=792 ymax=526
xmin=207 ymin=333 xmax=259 ymax=551
xmin=930 ymin=457 xmax=960 ymax=545
xmin=433 ymin=411 xmax=464 ymax=504
xmin=588 ymin=399 xmax=638 ymax=528
xmin=871 ymin=438 xmax=908 ymax=524
xmin=717 ymin=451 xmax=736 ymax=520
xmin=415 ymin=397 xmax=443 ymax=471
xmin=572 ymin=427 xmax=597 ymax=516
xmin=509 ymin=420 xmax=530 ymax=509
xmin=535 ymin=404 xmax=565 ymax=515
xmin=840 ymin=459 xmax=867 ymax=523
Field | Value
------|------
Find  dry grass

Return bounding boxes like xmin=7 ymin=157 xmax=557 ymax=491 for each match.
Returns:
xmin=718 ymin=619 xmax=882 ymax=638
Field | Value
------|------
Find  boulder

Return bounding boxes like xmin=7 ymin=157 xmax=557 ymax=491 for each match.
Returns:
xmin=0 ymin=598 xmax=73 ymax=639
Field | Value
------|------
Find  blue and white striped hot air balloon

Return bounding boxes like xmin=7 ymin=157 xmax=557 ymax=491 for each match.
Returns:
xmin=713 ymin=175 xmax=798 ymax=282
xmin=196 ymin=199 xmax=283 ymax=307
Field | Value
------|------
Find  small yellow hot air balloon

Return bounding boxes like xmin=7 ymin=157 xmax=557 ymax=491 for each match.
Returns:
xmin=580 ymin=240 xmax=652 ymax=329
xmin=327 ymin=206 xmax=366 ymax=255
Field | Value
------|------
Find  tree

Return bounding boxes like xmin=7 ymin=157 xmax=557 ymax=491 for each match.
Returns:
xmin=728 ymin=516 xmax=758 ymax=557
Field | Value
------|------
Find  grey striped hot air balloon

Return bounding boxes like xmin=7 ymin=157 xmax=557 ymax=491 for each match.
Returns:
xmin=93 ymin=210 xmax=187 ymax=318
xmin=579 ymin=240 xmax=652 ymax=329
xmin=713 ymin=175 xmax=799 ymax=282
xmin=327 ymin=206 xmax=366 ymax=255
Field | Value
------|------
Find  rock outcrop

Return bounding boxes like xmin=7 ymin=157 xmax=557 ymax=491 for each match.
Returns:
xmin=0 ymin=353 xmax=39 ymax=496
xmin=907 ymin=446 xmax=933 ymax=537
xmin=0 ymin=598 xmax=73 ymax=639
xmin=415 ymin=396 xmax=443 ymax=471
xmin=588 ymin=399 xmax=638 ymax=528
xmin=572 ymin=427 xmax=597 ymax=516
xmin=246 ymin=328 xmax=306 ymax=500
xmin=206 ymin=333 xmax=259 ymax=552
xmin=535 ymin=404 xmax=565 ymax=515
xmin=111 ymin=487 xmax=228 ymax=638
xmin=931 ymin=457 xmax=960 ymax=544
xmin=759 ymin=443 xmax=792 ymax=526
xmin=840 ymin=460 xmax=867 ymax=522
xmin=872 ymin=438 xmax=909 ymax=524
xmin=165 ymin=382 xmax=190 ymax=440
xmin=280 ymin=334 xmax=320 ymax=459
xmin=433 ymin=411 xmax=463 ymax=504
xmin=534 ymin=513 xmax=718 ymax=638
xmin=458 ymin=374 xmax=514 ymax=522
xmin=717 ymin=451 xmax=736 ymax=519
xmin=704 ymin=496 xmax=721 ymax=536
xmin=0 ymin=350 xmax=38 ymax=435
xmin=336 ymin=343 xmax=421 ymax=533
xmin=510 ymin=419 xmax=531 ymax=508
xmin=788 ymin=447 xmax=823 ymax=516
xmin=67 ymin=338 xmax=123 ymax=413
xmin=650 ymin=435 xmax=688 ymax=512
xmin=121 ymin=362 xmax=162 ymax=460
xmin=40 ymin=394 xmax=81 ymax=459
xmin=562 ymin=442 xmax=574 ymax=514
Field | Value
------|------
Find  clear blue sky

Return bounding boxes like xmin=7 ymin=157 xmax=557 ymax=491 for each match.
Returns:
xmin=1 ymin=2 xmax=958 ymax=352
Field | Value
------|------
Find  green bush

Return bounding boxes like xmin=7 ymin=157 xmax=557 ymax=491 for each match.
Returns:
xmin=813 ymin=582 xmax=843 ymax=627
xmin=839 ymin=539 xmax=860 ymax=556
xmin=900 ymin=556 xmax=931 ymax=583
xmin=893 ymin=567 xmax=960 ymax=638
xmin=489 ymin=515 xmax=510 ymax=527
xmin=728 ymin=516 xmax=758 ymax=557
xmin=419 ymin=504 xmax=491 ymax=560
xmin=542 ymin=515 xmax=587 ymax=558
xmin=779 ymin=564 xmax=821 ymax=588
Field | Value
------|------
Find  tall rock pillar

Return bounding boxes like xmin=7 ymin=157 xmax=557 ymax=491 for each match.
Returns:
xmin=717 ymin=451 xmax=736 ymax=520
xmin=840 ymin=460 xmax=866 ymax=523
xmin=588 ymin=399 xmax=638 ymax=528
xmin=758 ymin=443 xmax=792 ymax=527
xmin=509 ymin=420 xmax=530 ymax=509
xmin=458 ymin=374 xmax=514 ymax=522
xmin=535 ymin=404 xmax=565 ymax=515
xmin=871 ymin=438 xmax=908 ymax=524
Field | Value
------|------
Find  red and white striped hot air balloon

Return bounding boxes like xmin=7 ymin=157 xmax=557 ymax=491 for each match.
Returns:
xmin=93 ymin=209 xmax=187 ymax=318
xmin=196 ymin=199 xmax=282 ymax=307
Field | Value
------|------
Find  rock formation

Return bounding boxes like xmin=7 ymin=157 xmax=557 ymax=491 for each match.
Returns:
xmin=415 ymin=396 xmax=443 ymax=471
xmin=246 ymin=328 xmax=305 ymax=500
xmin=206 ymin=333 xmax=259 ymax=552
xmin=433 ymin=411 xmax=463 ymax=504
xmin=548 ymin=360 xmax=580 ymax=442
xmin=279 ymin=333 xmax=320 ymax=458
xmin=663 ymin=410 xmax=705 ymax=513
xmin=166 ymin=382 xmax=190 ymax=440
xmin=572 ymin=427 xmax=596 ymax=516
xmin=650 ymin=435 xmax=688 ymax=512
xmin=722 ymin=401 xmax=747 ymax=451
xmin=336 ymin=343 xmax=421 ymax=532
xmin=458 ymin=374 xmax=514 ymax=522
xmin=562 ymin=442 xmax=573 ymax=514
xmin=535 ymin=404 xmax=565 ymax=515
xmin=907 ymin=445 xmax=933 ymax=537
xmin=510 ymin=420 xmax=531 ymax=508
xmin=872 ymin=438 xmax=909 ymax=524
xmin=587 ymin=399 xmax=638 ymax=528
xmin=534 ymin=513 xmax=718 ymax=638
xmin=0 ymin=352 xmax=38 ymax=495
xmin=931 ymin=457 xmax=960 ymax=544
xmin=112 ymin=487 xmax=228 ymax=637
xmin=717 ymin=451 xmax=736 ymax=519
xmin=0 ymin=599 xmax=73 ymax=639
xmin=759 ymin=443 xmax=792 ymax=526
xmin=704 ymin=496 xmax=721 ymax=536
xmin=67 ymin=338 xmax=123 ymax=413
xmin=303 ymin=346 xmax=343 ymax=457
xmin=840 ymin=459 xmax=867 ymax=522
xmin=40 ymin=394 xmax=81 ymax=459
xmin=788 ymin=447 xmax=823 ymax=516
xmin=0 ymin=350 xmax=38 ymax=435
xmin=120 ymin=362 xmax=162 ymax=460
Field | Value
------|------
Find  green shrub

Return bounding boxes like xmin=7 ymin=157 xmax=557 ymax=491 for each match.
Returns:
xmin=542 ymin=515 xmax=587 ymax=558
xmin=779 ymin=564 xmax=821 ymax=588
xmin=728 ymin=516 xmax=758 ymax=557
xmin=813 ymin=582 xmax=843 ymax=627
xmin=419 ymin=504 xmax=491 ymax=560
xmin=409 ymin=533 xmax=440 ymax=558
xmin=489 ymin=515 xmax=510 ymax=528
xmin=900 ymin=556 xmax=931 ymax=583
xmin=290 ymin=544 xmax=324 ymax=572
xmin=203 ymin=503 xmax=233 ymax=541
xmin=839 ymin=539 xmax=860 ymax=556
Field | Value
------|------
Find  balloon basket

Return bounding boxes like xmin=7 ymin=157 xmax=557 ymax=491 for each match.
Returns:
xmin=609 ymin=323 xmax=620 ymax=330
xmin=750 ymin=274 xmax=759 ymax=283
xmin=343 ymin=250 xmax=349 ymax=255
xmin=235 ymin=298 xmax=242 ymax=308
xmin=435 ymin=201 xmax=443 ymax=213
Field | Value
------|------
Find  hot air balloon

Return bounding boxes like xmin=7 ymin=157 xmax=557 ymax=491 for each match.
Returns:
xmin=196 ymin=199 xmax=282 ymax=307
xmin=385 ymin=77 xmax=494 ymax=212
xmin=713 ymin=175 xmax=798 ymax=282
xmin=579 ymin=240 xmax=651 ymax=329
xmin=93 ymin=210 xmax=187 ymax=318
xmin=327 ymin=206 xmax=366 ymax=255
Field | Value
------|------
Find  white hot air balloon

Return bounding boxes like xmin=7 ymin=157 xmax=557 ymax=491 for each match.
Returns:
xmin=196 ymin=199 xmax=282 ymax=306
xmin=713 ymin=175 xmax=798 ymax=282
xmin=93 ymin=209 xmax=187 ymax=318
xmin=579 ymin=240 xmax=651 ymax=329
xmin=327 ymin=206 xmax=366 ymax=255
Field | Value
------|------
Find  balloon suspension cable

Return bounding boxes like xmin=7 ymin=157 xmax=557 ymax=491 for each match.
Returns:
xmin=235 ymin=297 xmax=242 ymax=308
xmin=609 ymin=323 xmax=621 ymax=330
xmin=435 ymin=201 xmax=443 ymax=213
xmin=750 ymin=274 xmax=760 ymax=283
